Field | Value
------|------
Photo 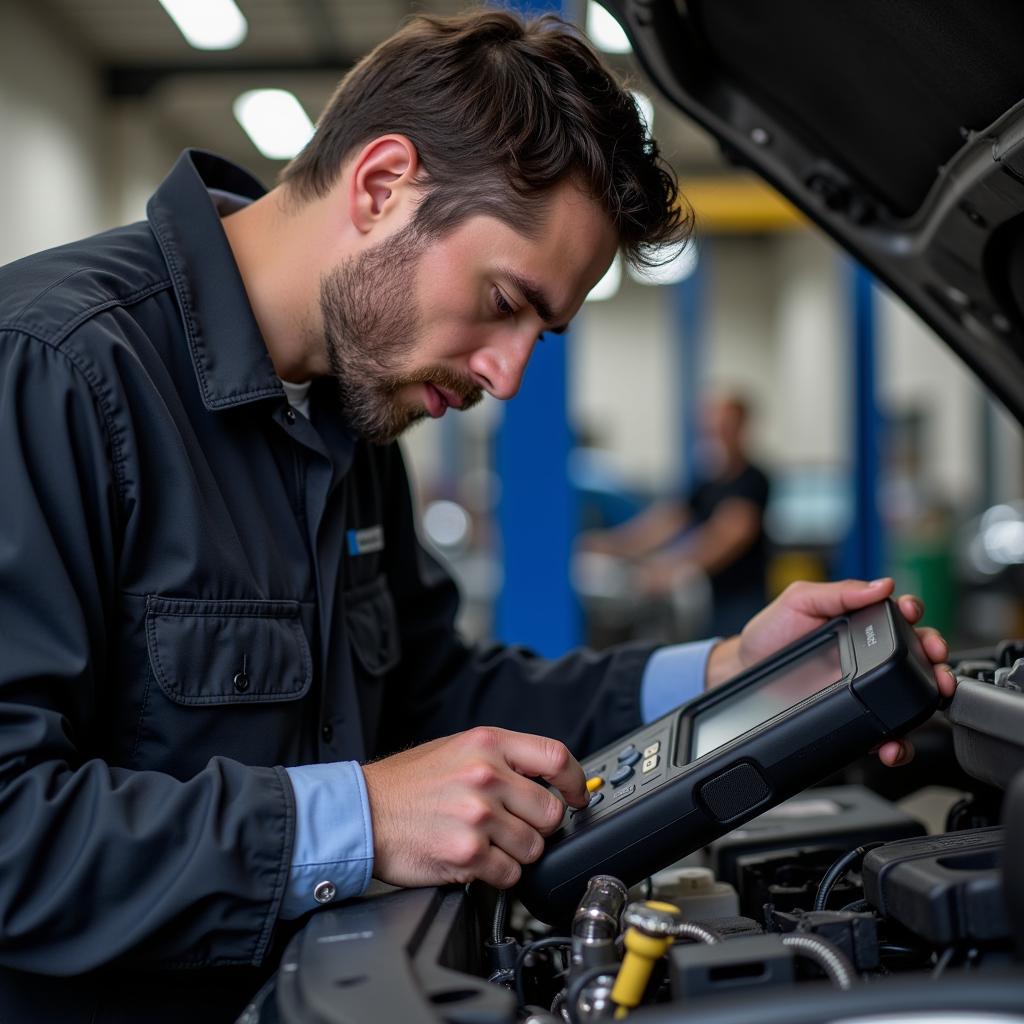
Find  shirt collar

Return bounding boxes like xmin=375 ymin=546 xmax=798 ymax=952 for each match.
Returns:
xmin=147 ymin=149 xmax=284 ymax=411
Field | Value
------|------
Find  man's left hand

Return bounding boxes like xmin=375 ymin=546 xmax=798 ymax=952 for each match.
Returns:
xmin=705 ymin=577 xmax=956 ymax=767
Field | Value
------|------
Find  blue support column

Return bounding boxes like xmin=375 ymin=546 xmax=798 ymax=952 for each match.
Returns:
xmin=495 ymin=340 xmax=579 ymax=654
xmin=838 ymin=262 xmax=885 ymax=580
xmin=494 ymin=0 xmax=580 ymax=656
xmin=672 ymin=242 xmax=708 ymax=495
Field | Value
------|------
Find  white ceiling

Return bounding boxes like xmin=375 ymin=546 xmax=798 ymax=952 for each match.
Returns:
xmin=37 ymin=0 xmax=724 ymax=185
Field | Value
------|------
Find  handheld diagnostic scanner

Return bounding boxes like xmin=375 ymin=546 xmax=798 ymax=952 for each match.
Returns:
xmin=518 ymin=599 xmax=939 ymax=924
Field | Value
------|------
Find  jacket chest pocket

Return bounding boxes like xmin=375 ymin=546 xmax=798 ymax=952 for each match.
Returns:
xmin=139 ymin=596 xmax=314 ymax=773
xmin=344 ymin=575 xmax=400 ymax=753
xmin=345 ymin=575 xmax=400 ymax=678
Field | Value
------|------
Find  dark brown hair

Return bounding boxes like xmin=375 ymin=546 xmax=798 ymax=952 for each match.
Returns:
xmin=280 ymin=8 xmax=691 ymax=267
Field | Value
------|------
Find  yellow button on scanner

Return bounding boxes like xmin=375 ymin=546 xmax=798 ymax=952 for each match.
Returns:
xmin=586 ymin=775 xmax=605 ymax=793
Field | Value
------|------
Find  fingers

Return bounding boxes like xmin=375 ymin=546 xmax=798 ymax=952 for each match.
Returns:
xmin=783 ymin=577 xmax=894 ymax=618
xmin=877 ymin=738 xmax=915 ymax=767
xmin=911 ymin=625 xmax=956 ymax=699
xmin=364 ymin=728 xmax=578 ymax=890
xmin=501 ymin=773 xmax=571 ymax=836
xmin=446 ymin=823 xmax=529 ymax=889
xmin=915 ymin=626 xmax=947 ymax=662
xmin=898 ymin=593 xmax=925 ymax=624
xmin=453 ymin=790 xmax=548 ymax=866
xmin=454 ymin=747 xmax=568 ymax=836
xmin=476 ymin=844 xmax=526 ymax=890
xmin=492 ymin=728 xmax=588 ymax=808
xmin=933 ymin=663 xmax=957 ymax=700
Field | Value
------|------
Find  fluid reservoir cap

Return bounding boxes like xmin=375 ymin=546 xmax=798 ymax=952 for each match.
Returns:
xmin=665 ymin=867 xmax=714 ymax=894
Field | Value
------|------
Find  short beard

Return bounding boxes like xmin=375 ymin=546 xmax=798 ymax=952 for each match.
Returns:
xmin=320 ymin=221 xmax=481 ymax=444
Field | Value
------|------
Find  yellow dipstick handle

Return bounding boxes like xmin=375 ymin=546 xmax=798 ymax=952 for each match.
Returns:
xmin=586 ymin=776 xmax=604 ymax=793
xmin=610 ymin=927 xmax=672 ymax=1018
xmin=610 ymin=900 xmax=682 ymax=1020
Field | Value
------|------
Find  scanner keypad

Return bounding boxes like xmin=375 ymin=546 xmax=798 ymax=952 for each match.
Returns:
xmin=560 ymin=726 xmax=671 ymax=834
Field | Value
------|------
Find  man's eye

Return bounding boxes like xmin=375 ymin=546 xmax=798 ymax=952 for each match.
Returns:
xmin=494 ymin=289 xmax=515 ymax=316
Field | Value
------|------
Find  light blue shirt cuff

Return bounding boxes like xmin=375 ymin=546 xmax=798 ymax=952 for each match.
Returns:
xmin=280 ymin=761 xmax=374 ymax=919
xmin=641 ymin=639 xmax=719 ymax=723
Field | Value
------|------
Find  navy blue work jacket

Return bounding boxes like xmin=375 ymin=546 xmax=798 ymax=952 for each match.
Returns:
xmin=0 ymin=150 xmax=651 ymax=1022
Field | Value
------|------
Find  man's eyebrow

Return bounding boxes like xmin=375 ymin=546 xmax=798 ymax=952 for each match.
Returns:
xmin=501 ymin=268 xmax=569 ymax=334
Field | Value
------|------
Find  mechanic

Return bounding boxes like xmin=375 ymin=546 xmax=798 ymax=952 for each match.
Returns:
xmin=0 ymin=9 xmax=955 ymax=1023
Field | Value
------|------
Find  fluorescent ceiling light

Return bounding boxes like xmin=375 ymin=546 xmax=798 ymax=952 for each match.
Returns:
xmin=233 ymin=89 xmax=315 ymax=160
xmin=628 ymin=240 xmax=700 ymax=287
xmin=632 ymin=91 xmax=654 ymax=134
xmin=586 ymin=254 xmax=622 ymax=302
xmin=157 ymin=0 xmax=248 ymax=51
xmin=586 ymin=1 xmax=632 ymax=54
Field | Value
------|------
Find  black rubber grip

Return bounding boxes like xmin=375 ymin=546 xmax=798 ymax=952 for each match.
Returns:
xmin=699 ymin=762 xmax=770 ymax=821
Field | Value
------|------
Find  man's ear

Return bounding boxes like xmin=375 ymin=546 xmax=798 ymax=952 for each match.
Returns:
xmin=348 ymin=135 xmax=419 ymax=235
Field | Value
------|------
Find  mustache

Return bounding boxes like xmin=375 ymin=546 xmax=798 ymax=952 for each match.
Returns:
xmin=385 ymin=366 xmax=484 ymax=409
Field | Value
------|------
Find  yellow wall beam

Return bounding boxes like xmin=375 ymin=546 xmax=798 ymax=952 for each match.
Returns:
xmin=681 ymin=175 xmax=807 ymax=233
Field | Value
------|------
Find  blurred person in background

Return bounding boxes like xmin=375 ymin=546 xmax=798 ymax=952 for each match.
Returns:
xmin=581 ymin=394 xmax=771 ymax=636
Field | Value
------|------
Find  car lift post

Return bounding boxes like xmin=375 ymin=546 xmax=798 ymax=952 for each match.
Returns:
xmin=494 ymin=0 xmax=582 ymax=657
xmin=839 ymin=261 xmax=885 ymax=581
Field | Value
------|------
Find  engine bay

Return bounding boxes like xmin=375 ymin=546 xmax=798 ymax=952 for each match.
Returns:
xmin=239 ymin=647 xmax=1024 ymax=1024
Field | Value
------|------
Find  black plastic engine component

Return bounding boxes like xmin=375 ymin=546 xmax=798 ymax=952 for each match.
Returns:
xmin=995 ymin=639 xmax=1024 ymax=669
xmin=1002 ymin=769 xmax=1024 ymax=960
xmin=861 ymin=827 xmax=1007 ymax=944
xmin=732 ymin=846 xmax=861 ymax=917
xmin=635 ymin=973 xmax=1024 ymax=1024
xmin=767 ymin=908 xmax=879 ymax=972
xmin=948 ymin=676 xmax=1024 ymax=788
xmin=668 ymin=934 xmax=795 ymax=999
xmin=688 ymin=916 xmax=763 ymax=941
xmin=945 ymin=789 xmax=1004 ymax=832
xmin=708 ymin=784 xmax=925 ymax=889
xmin=238 ymin=886 xmax=515 ymax=1024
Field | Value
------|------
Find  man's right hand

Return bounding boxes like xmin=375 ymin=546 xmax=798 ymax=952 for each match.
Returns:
xmin=361 ymin=727 xmax=588 ymax=890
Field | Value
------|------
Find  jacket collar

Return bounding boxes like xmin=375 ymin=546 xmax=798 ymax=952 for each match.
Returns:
xmin=147 ymin=149 xmax=283 ymax=411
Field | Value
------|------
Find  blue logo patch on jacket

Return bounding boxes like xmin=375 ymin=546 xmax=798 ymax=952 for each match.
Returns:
xmin=347 ymin=525 xmax=385 ymax=556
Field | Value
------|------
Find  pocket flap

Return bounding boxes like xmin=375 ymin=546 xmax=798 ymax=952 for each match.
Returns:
xmin=345 ymin=575 xmax=401 ymax=677
xmin=146 ymin=596 xmax=313 ymax=706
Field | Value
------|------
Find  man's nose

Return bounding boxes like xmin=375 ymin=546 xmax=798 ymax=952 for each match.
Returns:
xmin=468 ymin=330 xmax=538 ymax=401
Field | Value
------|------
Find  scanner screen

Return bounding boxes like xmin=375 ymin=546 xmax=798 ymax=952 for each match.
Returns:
xmin=689 ymin=635 xmax=844 ymax=760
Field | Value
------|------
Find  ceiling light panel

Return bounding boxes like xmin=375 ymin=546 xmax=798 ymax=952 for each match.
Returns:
xmin=233 ymin=89 xmax=315 ymax=160
xmin=157 ymin=0 xmax=248 ymax=51
xmin=586 ymin=1 xmax=632 ymax=54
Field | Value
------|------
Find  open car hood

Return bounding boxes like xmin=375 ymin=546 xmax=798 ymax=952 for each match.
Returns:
xmin=605 ymin=0 xmax=1024 ymax=423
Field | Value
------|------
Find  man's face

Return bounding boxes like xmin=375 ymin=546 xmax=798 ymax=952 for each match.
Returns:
xmin=319 ymin=179 xmax=618 ymax=443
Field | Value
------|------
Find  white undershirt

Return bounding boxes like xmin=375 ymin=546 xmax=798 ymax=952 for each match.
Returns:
xmin=280 ymin=378 xmax=312 ymax=420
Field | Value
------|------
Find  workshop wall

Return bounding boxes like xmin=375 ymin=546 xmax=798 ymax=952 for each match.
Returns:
xmin=572 ymin=274 xmax=679 ymax=491
xmin=0 ymin=4 xmax=108 ymax=263
xmin=0 ymin=5 xmax=178 ymax=263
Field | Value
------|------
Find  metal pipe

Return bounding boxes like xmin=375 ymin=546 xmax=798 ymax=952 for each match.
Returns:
xmin=571 ymin=876 xmax=628 ymax=973
xmin=780 ymin=933 xmax=856 ymax=990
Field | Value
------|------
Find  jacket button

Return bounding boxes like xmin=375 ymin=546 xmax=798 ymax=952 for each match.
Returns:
xmin=321 ymin=723 xmax=333 ymax=743
xmin=313 ymin=880 xmax=336 ymax=904
xmin=233 ymin=671 xmax=250 ymax=693
xmin=284 ymin=408 xmax=297 ymax=425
